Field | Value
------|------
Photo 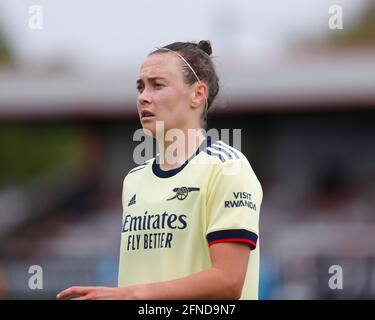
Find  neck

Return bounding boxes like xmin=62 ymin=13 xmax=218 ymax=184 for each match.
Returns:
xmin=157 ymin=126 xmax=205 ymax=171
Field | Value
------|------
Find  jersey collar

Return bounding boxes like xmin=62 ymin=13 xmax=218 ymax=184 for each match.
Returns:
xmin=152 ymin=136 xmax=212 ymax=178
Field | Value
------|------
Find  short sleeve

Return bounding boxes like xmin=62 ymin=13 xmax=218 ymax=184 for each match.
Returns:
xmin=205 ymin=159 xmax=262 ymax=250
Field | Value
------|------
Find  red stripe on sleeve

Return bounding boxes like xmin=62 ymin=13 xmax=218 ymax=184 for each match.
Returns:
xmin=208 ymin=238 xmax=256 ymax=249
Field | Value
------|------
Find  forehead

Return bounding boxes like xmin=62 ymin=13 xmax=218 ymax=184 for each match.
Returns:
xmin=139 ymin=53 xmax=183 ymax=81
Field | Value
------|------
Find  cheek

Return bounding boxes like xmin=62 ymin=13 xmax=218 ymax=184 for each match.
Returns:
xmin=169 ymin=85 xmax=190 ymax=110
xmin=157 ymin=88 xmax=186 ymax=112
xmin=152 ymin=84 xmax=191 ymax=124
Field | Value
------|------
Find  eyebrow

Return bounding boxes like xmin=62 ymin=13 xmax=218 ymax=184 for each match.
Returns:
xmin=136 ymin=76 xmax=167 ymax=85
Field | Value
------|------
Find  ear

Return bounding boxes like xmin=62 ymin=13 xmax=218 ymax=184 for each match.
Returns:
xmin=191 ymin=82 xmax=208 ymax=110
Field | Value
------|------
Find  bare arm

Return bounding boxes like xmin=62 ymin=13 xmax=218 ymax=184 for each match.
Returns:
xmin=57 ymin=242 xmax=251 ymax=300
xmin=135 ymin=242 xmax=251 ymax=300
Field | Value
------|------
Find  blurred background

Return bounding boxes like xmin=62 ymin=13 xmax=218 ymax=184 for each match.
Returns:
xmin=0 ymin=0 xmax=375 ymax=299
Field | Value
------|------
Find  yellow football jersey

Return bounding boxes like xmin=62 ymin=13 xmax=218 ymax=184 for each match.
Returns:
xmin=118 ymin=137 xmax=263 ymax=299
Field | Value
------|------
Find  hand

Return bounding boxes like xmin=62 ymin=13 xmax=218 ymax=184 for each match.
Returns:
xmin=56 ymin=286 xmax=139 ymax=300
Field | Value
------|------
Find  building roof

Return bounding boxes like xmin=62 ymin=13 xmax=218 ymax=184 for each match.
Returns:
xmin=1 ymin=49 xmax=374 ymax=119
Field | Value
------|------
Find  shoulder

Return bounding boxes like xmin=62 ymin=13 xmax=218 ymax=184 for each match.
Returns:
xmin=202 ymin=139 xmax=249 ymax=165
xmin=204 ymin=140 xmax=262 ymax=195
xmin=123 ymin=157 xmax=155 ymax=183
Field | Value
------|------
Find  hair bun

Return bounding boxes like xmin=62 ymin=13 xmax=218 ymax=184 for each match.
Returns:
xmin=198 ymin=40 xmax=212 ymax=56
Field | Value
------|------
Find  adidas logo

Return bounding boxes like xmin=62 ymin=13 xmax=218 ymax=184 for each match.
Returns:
xmin=128 ymin=194 xmax=136 ymax=206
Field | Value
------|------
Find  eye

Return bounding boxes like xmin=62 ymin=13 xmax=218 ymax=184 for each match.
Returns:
xmin=137 ymin=84 xmax=144 ymax=93
xmin=153 ymin=83 xmax=164 ymax=90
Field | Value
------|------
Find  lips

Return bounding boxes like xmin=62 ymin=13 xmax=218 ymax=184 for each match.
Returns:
xmin=141 ymin=110 xmax=155 ymax=119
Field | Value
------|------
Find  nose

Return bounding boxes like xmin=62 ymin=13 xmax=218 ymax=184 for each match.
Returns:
xmin=137 ymin=89 xmax=152 ymax=106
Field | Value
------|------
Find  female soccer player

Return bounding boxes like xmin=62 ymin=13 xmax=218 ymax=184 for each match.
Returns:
xmin=57 ymin=40 xmax=263 ymax=300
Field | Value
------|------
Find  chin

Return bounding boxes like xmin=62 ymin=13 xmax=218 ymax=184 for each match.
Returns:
xmin=141 ymin=123 xmax=156 ymax=138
